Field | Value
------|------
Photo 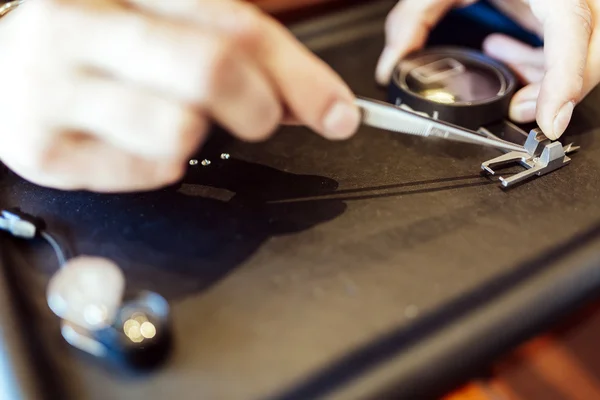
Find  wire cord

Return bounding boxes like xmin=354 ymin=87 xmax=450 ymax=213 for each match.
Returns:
xmin=40 ymin=232 xmax=67 ymax=267
xmin=0 ymin=209 xmax=68 ymax=268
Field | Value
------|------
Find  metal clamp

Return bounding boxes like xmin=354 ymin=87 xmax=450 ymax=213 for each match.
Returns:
xmin=481 ymin=128 xmax=580 ymax=188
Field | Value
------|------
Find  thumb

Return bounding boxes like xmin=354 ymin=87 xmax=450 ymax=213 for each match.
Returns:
xmin=529 ymin=0 xmax=592 ymax=139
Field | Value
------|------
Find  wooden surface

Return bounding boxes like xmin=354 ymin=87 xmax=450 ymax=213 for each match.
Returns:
xmin=446 ymin=301 xmax=600 ymax=400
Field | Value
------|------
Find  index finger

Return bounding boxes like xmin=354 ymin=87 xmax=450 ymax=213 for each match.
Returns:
xmin=123 ymin=0 xmax=361 ymax=140
xmin=375 ymin=0 xmax=477 ymax=85
xmin=529 ymin=0 xmax=593 ymax=139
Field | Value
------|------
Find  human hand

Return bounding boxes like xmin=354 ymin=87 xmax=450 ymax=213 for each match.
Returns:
xmin=0 ymin=0 xmax=360 ymax=192
xmin=376 ymin=0 xmax=600 ymax=140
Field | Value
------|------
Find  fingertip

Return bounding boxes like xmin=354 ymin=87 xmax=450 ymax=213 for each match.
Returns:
xmin=322 ymin=100 xmax=361 ymax=140
xmin=483 ymin=34 xmax=513 ymax=62
xmin=536 ymin=73 xmax=580 ymax=141
xmin=375 ymin=46 xmax=399 ymax=86
xmin=540 ymin=120 xmax=558 ymax=140
xmin=551 ymin=101 xmax=575 ymax=140
xmin=543 ymin=131 xmax=558 ymax=141
xmin=483 ymin=33 xmax=542 ymax=68
xmin=482 ymin=33 xmax=507 ymax=54
xmin=509 ymin=83 xmax=541 ymax=123
xmin=510 ymin=100 xmax=537 ymax=123
xmin=156 ymin=160 xmax=186 ymax=187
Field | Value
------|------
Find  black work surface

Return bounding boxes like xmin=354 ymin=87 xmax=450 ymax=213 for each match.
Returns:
xmin=3 ymin=4 xmax=600 ymax=400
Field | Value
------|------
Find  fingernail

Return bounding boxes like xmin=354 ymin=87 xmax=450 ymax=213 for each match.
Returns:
xmin=510 ymin=100 xmax=537 ymax=122
xmin=553 ymin=101 xmax=575 ymax=139
xmin=375 ymin=47 xmax=397 ymax=85
xmin=323 ymin=101 xmax=361 ymax=140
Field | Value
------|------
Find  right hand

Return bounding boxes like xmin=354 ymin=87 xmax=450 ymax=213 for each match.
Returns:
xmin=0 ymin=0 xmax=360 ymax=192
xmin=377 ymin=0 xmax=600 ymax=141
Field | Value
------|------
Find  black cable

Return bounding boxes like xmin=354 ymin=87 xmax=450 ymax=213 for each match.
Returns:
xmin=0 ymin=208 xmax=68 ymax=267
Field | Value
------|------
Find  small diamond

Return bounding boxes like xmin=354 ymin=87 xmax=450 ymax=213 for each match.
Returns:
xmin=220 ymin=153 xmax=230 ymax=160
xmin=189 ymin=159 xmax=198 ymax=166
xmin=201 ymin=159 xmax=211 ymax=166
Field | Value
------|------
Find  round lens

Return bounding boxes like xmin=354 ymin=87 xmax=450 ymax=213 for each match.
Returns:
xmin=399 ymin=54 xmax=506 ymax=105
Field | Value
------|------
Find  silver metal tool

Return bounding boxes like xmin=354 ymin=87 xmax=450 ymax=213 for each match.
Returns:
xmin=375 ymin=46 xmax=581 ymax=188
xmin=355 ymin=97 xmax=580 ymax=188
xmin=480 ymin=127 xmax=580 ymax=188
xmin=355 ymin=97 xmax=526 ymax=153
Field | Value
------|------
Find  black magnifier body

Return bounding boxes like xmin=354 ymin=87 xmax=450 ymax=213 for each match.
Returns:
xmin=388 ymin=47 xmax=518 ymax=130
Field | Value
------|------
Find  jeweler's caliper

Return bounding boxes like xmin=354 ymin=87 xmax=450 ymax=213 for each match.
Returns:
xmin=479 ymin=127 xmax=580 ymax=188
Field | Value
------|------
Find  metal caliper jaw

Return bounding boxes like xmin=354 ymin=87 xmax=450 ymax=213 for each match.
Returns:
xmin=481 ymin=128 xmax=580 ymax=188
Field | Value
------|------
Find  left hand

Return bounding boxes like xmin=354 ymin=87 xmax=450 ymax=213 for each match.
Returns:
xmin=376 ymin=0 xmax=600 ymax=140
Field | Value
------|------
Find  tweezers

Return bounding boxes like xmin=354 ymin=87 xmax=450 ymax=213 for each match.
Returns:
xmin=355 ymin=97 xmax=580 ymax=188
xmin=354 ymin=97 xmax=525 ymax=153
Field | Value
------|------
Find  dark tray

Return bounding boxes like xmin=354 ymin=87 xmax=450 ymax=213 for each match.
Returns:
xmin=2 ymin=1 xmax=600 ymax=399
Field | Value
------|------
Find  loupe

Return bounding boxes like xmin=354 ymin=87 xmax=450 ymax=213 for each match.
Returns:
xmin=388 ymin=47 xmax=517 ymax=130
